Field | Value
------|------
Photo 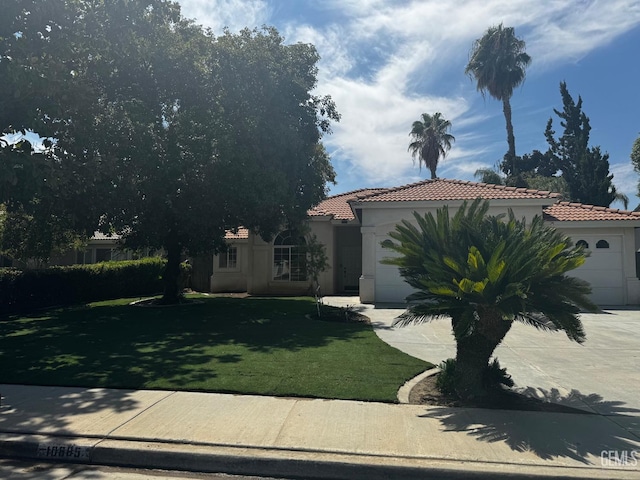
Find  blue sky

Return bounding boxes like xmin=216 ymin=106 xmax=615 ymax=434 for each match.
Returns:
xmin=179 ymin=0 xmax=640 ymax=209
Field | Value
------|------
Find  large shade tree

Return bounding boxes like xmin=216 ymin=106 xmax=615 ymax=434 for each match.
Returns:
xmin=1 ymin=1 xmax=338 ymax=302
xmin=382 ymin=199 xmax=597 ymax=400
xmin=408 ymin=112 xmax=455 ymax=179
xmin=465 ymin=24 xmax=531 ymax=177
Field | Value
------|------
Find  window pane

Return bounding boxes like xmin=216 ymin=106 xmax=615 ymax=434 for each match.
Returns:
xmin=274 ymin=247 xmax=290 ymax=280
xmin=228 ymin=247 xmax=237 ymax=268
xmin=290 ymin=246 xmax=307 ymax=281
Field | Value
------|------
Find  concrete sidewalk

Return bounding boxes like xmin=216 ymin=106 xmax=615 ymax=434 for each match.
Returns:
xmin=1 ymin=298 xmax=640 ymax=479
xmin=1 ymin=384 xmax=639 ymax=479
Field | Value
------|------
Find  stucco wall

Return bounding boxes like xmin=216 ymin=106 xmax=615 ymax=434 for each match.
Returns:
xmin=211 ymin=241 xmax=249 ymax=292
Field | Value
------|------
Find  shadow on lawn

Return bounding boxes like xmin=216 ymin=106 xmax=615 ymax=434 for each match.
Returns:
xmin=420 ymin=388 xmax=640 ymax=465
xmin=0 ymin=297 xmax=369 ymax=392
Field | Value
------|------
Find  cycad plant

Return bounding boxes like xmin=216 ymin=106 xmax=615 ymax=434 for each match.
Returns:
xmin=382 ymin=199 xmax=597 ymax=399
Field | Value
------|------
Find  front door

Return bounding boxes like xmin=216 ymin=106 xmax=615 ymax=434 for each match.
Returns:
xmin=338 ymin=245 xmax=361 ymax=293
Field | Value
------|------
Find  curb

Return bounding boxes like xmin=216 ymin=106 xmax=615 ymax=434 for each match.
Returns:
xmin=1 ymin=433 xmax=635 ymax=480
xmin=397 ymin=368 xmax=440 ymax=404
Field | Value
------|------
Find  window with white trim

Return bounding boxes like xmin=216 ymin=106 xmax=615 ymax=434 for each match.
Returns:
xmin=273 ymin=231 xmax=307 ymax=281
xmin=219 ymin=246 xmax=238 ymax=269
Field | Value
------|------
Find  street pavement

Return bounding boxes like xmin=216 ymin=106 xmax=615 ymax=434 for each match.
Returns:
xmin=0 ymin=297 xmax=639 ymax=479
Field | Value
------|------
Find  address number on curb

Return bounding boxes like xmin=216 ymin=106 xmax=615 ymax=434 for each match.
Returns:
xmin=37 ymin=444 xmax=91 ymax=459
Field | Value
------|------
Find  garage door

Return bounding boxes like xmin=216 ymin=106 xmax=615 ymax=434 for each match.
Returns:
xmin=569 ymin=235 xmax=624 ymax=305
xmin=375 ymin=238 xmax=415 ymax=303
xmin=375 ymin=234 xmax=626 ymax=306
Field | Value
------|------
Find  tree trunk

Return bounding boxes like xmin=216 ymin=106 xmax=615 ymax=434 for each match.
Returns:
xmin=429 ymin=165 xmax=437 ymax=179
xmin=162 ymin=232 xmax=183 ymax=304
xmin=454 ymin=309 xmax=513 ymax=399
xmin=502 ymin=97 xmax=517 ymax=175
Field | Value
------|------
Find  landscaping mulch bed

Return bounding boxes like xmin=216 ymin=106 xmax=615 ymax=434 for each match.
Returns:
xmin=409 ymin=372 xmax=592 ymax=414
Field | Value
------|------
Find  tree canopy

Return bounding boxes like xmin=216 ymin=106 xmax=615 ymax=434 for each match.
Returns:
xmin=544 ymin=82 xmax=625 ymax=208
xmin=1 ymin=1 xmax=338 ymax=301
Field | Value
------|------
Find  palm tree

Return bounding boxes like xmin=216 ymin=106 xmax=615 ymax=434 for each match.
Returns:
xmin=382 ymin=199 xmax=597 ymax=400
xmin=465 ymin=24 xmax=531 ymax=175
xmin=408 ymin=112 xmax=455 ymax=179
xmin=474 ymin=167 xmax=504 ymax=185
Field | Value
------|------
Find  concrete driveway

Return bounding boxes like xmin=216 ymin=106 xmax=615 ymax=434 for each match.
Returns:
xmin=324 ymin=297 xmax=640 ymax=417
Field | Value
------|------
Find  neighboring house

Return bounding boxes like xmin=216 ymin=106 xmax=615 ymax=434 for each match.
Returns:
xmin=211 ymin=179 xmax=640 ymax=306
xmin=47 ymin=233 xmax=156 ymax=267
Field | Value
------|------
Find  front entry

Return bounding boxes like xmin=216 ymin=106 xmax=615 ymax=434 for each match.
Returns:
xmin=336 ymin=227 xmax=362 ymax=293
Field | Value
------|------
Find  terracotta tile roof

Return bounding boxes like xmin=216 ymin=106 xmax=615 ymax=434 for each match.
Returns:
xmin=353 ymin=179 xmax=561 ymax=202
xmin=543 ymin=202 xmax=640 ymax=221
xmin=225 ymin=227 xmax=249 ymax=239
xmin=309 ymin=188 xmax=388 ymax=220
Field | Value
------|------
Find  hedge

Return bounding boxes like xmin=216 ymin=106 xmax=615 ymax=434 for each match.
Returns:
xmin=0 ymin=258 xmax=175 ymax=316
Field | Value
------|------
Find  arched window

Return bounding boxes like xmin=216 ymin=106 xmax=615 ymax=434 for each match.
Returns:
xmin=596 ymin=240 xmax=610 ymax=249
xmin=273 ymin=230 xmax=307 ymax=281
xmin=576 ymin=240 xmax=589 ymax=249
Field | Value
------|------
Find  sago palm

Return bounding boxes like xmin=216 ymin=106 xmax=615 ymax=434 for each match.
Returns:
xmin=408 ymin=112 xmax=455 ymax=179
xmin=382 ymin=199 xmax=597 ymax=399
xmin=466 ymin=24 xmax=531 ymax=175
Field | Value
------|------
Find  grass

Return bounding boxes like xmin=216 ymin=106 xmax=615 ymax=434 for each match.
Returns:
xmin=0 ymin=296 xmax=431 ymax=402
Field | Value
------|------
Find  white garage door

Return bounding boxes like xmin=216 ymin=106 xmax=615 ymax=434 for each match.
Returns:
xmin=569 ymin=235 xmax=624 ymax=305
xmin=374 ymin=234 xmax=626 ymax=306
xmin=375 ymin=238 xmax=415 ymax=303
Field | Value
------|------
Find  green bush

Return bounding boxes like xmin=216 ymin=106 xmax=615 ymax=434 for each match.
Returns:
xmin=436 ymin=357 xmax=514 ymax=398
xmin=435 ymin=358 xmax=459 ymax=396
xmin=0 ymin=258 xmax=168 ymax=315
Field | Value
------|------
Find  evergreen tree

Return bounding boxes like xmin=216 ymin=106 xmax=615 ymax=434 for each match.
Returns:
xmin=545 ymin=82 xmax=623 ymax=207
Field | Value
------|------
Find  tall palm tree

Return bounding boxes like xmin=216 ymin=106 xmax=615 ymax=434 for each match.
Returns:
xmin=408 ymin=112 xmax=455 ymax=179
xmin=465 ymin=24 xmax=531 ymax=175
xmin=382 ymin=199 xmax=597 ymax=400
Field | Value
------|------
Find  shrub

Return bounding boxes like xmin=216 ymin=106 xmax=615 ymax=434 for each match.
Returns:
xmin=0 ymin=258 xmax=170 ymax=315
xmin=436 ymin=357 xmax=514 ymax=398
xmin=435 ymin=358 xmax=459 ymax=397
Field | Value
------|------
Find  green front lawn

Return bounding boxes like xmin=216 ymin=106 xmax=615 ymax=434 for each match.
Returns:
xmin=0 ymin=296 xmax=430 ymax=402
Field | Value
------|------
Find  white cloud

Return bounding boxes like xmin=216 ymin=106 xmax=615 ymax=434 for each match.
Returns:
xmin=320 ymin=75 xmax=470 ymax=186
xmin=610 ymin=162 xmax=639 ymax=210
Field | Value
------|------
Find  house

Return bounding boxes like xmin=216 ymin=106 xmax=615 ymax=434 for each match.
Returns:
xmin=211 ymin=178 xmax=640 ymax=306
